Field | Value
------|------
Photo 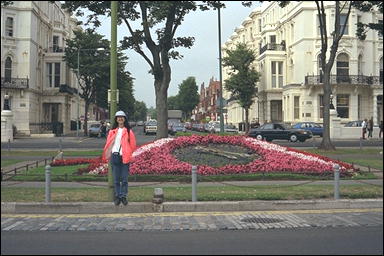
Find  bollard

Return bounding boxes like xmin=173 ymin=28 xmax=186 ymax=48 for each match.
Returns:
xmin=192 ymin=165 xmax=197 ymax=202
xmin=333 ymin=164 xmax=340 ymax=200
xmin=45 ymin=165 xmax=51 ymax=203
xmin=312 ymin=136 xmax=316 ymax=149
xmin=8 ymin=138 xmax=11 ymax=152
xmin=153 ymin=188 xmax=164 ymax=204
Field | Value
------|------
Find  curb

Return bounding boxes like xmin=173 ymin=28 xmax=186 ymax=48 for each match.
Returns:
xmin=1 ymin=199 xmax=382 ymax=214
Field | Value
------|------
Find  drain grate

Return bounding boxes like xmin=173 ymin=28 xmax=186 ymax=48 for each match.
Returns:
xmin=241 ymin=217 xmax=284 ymax=224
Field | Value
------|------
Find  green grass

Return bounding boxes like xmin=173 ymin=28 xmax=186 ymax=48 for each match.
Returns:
xmin=1 ymin=159 xmax=25 ymax=167
xmin=1 ymin=150 xmax=103 ymax=157
xmin=1 ymin=184 xmax=382 ymax=202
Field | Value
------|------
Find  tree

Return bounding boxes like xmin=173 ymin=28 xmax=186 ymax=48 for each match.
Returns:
xmin=64 ymin=28 xmax=134 ymax=134
xmin=147 ymin=107 xmax=157 ymax=120
xmin=176 ymin=77 xmax=199 ymax=120
xmin=133 ymin=100 xmax=148 ymax=121
xmin=167 ymin=95 xmax=180 ymax=110
xmin=222 ymin=43 xmax=259 ymax=133
xmin=353 ymin=2 xmax=383 ymax=40
xmin=62 ymin=1 xmax=225 ymax=139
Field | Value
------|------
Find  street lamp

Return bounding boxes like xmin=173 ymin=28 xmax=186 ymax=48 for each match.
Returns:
xmin=330 ymin=93 xmax=335 ymax=110
xmin=76 ymin=47 xmax=106 ymax=137
xmin=217 ymin=1 xmax=224 ymax=133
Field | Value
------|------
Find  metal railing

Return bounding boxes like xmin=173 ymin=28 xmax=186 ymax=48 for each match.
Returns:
xmin=305 ymin=75 xmax=382 ymax=86
xmin=259 ymin=43 xmax=286 ymax=55
xmin=1 ymin=77 xmax=29 ymax=89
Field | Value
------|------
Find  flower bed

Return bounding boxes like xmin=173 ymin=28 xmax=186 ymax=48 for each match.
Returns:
xmin=69 ymin=135 xmax=356 ymax=177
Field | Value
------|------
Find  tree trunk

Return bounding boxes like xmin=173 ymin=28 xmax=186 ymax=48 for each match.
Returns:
xmin=155 ymin=80 xmax=169 ymax=139
xmin=84 ymin=102 xmax=90 ymax=136
xmin=245 ymin=107 xmax=250 ymax=133
xmin=319 ymin=69 xmax=335 ymax=150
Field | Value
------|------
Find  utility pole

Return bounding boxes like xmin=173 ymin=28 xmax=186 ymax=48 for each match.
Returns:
xmin=218 ymin=2 xmax=224 ymax=133
xmin=108 ymin=1 xmax=118 ymax=200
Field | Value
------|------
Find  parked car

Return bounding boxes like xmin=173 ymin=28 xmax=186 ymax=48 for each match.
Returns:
xmin=144 ymin=120 xmax=157 ymax=135
xmin=88 ymin=123 xmax=102 ymax=137
xmin=344 ymin=120 xmax=363 ymax=127
xmin=137 ymin=121 xmax=144 ymax=126
xmin=169 ymin=123 xmax=186 ymax=135
xmin=247 ymin=123 xmax=313 ymax=142
xmin=224 ymin=124 xmax=239 ymax=133
xmin=292 ymin=122 xmax=323 ymax=137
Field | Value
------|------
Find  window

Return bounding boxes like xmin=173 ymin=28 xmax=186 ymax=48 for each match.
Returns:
xmin=269 ymin=35 xmax=276 ymax=44
xmin=336 ymin=53 xmax=349 ymax=82
xmin=294 ymin=96 xmax=300 ymax=119
xmin=6 ymin=17 xmax=13 ymax=37
xmin=46 ymin=63 xmax=61 ymax=88
xmin=258 ymin=19 xmax=262 ymax=32
xmin=379 ymin=20 xmax=383 ymax=38
xmin=271 ymin=61 xmax=284 ymax=88
xmin=54 ymin=63 xmax=60 ymax=87
xmin=4 ymin=57 xmax=12 ymax=82
xmin=358 ymin=55 xmax=363 ymax=76
xmin=336 ymin=94 xmax=349 ymax=118
xmin=319 ymin=95 xmax=324 ymax=119
xmin=339 ymin=14 xmax=349 ymax=35
xmin=53 ymin=36 xmax=59 ymax=52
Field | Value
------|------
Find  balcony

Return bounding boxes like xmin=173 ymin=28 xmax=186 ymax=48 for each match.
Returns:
xmin=305 ymin=75 xmax=382 ymax=86
xmin=59 ymin=84 xmax=78 ymax=95
xmin=1 ymin=77 xmax=29 ymax=89
xmin=48 ymin=46 xmax=64 ymax=53
xmin=259 ymin=42 xmax=286 ymax=55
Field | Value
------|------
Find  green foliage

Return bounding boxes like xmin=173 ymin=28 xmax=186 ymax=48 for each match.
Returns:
xmin=176 ymin=77 xmax=199 ymax=120
xmin=352 ymin=1 xmax=383 ymax=40
xmin=64 ymin=29 xmax=135 ymax=124
xmin=147 ymin=107 xmax=157 ymax=119
xmin=134 ymin=100 xmax=148 ymax=121
xmin=167 ymin=95 xmax=180 ymax=110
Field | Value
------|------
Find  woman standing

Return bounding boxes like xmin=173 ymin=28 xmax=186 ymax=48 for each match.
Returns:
xmin=102 ymin=111 xmax=136 ymax=206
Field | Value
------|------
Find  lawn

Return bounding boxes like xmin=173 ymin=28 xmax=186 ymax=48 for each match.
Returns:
xmin=1 ymin=184 xmax=382 ymax=202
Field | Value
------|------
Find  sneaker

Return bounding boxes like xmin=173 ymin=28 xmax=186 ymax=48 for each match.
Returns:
xmin=114 ymin=197 xmax=121 ymax=206
xmin=121 ymin=197 xmax=128 ymax=206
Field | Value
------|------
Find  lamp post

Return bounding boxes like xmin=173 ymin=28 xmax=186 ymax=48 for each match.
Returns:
xmin=76 ymin=47 xmax=106 ymax=137
xmin=217 ymin=2 xmax=224 ymax=133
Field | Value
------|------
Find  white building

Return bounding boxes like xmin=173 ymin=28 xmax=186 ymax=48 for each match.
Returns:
xmin=223 ymin=1 xmax=383 ymax=128
xmin=1 ymin=1 xmax=87 ymax=136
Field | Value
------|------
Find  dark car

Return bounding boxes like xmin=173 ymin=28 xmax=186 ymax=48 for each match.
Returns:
xmin=247 ymin=123 xmax=313 ymax=142
xmin=292 ymin=122 xmax=323 ymax=137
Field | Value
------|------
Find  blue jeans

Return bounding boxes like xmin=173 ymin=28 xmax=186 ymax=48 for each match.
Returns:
xmin=111 ymin=161 xmax=130 ymax=199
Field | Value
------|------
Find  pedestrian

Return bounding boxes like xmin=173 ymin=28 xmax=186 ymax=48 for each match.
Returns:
xmin=100 ymin=121 xmax=107 ymax=138
xmin=361 ymin=118 xmax=367 ymax=140
xmin=102 ymin=111 xmax=136 ymax=206
xmin=379 ymin=120 xmax=383 ymax=139
xmin=367 ymin=117 xmax=374 ymax=139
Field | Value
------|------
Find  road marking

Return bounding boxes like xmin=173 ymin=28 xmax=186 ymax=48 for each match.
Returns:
xmin=1 ymin=208 xmax=382 ymax=219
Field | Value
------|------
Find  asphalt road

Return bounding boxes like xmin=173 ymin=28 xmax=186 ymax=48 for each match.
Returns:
xmin=1 ymin=126 xmax=383 ymax=150
xmin=2 ymin=226 xmax=382 ymax=255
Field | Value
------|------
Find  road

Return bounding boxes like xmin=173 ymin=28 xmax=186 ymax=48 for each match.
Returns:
xmin=1 ymin=126 xmax=383 ymax=150
xmin=2 ymin=226 xmax=382 ymax=255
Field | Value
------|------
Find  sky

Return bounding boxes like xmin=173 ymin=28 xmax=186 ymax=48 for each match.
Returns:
xmin=78 ymin=2 xmax=260 ymax=108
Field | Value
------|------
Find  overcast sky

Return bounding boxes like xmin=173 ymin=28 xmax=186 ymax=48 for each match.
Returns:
xmin=79 ymin=2 xmax=260 ymax=108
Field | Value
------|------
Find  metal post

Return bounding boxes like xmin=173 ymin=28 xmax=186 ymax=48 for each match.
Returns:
xmin=45 ymin=165 xmax=51 ymax=203
xmin=77 ymin=49 xmax=80 ymax=137
xmin=218 ymin=2 xmax=224 ymax=133
xmin=359 ymin=137 xmax=362 ymax=150
xmin=8 ymin=138 xmax=10 ymax=152
xmin=192 ymin=165 xmax=197 ymax=202
xmin=108 ymin=1 xmax=118 ymax=201
xmin=59 ymin=138 xmax=62 ymax=152
xmin=333 ymin=164 xmax=340 ymax=200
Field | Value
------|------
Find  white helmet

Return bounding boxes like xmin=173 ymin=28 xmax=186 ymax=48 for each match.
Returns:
xmin=115 ymin=110 xmax=126 ymax=117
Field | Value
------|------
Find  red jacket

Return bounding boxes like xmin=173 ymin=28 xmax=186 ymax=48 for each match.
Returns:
xmin=102 ymin=127 xmax=136 ymax=164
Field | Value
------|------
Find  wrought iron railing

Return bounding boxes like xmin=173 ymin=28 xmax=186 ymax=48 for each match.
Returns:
xmin=259 ymin=43 xmax=286 ymax=55
xmin=1 ymin=77 xmax=29 ymax=89
xmin=59 ymin=84 xmax=78 ymax=95
xmin=305 ymin=75 xmax=382 ymax=86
